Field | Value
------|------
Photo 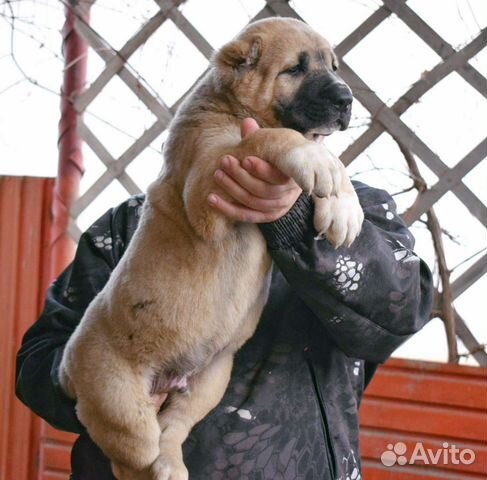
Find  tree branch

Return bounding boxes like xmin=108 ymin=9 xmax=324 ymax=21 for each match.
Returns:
xmin=396 ymin=141 xmax=458 ymax=363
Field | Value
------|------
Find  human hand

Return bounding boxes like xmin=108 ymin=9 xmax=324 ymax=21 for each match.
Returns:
xmin=208 ymin=118 xmax=302 ymax=223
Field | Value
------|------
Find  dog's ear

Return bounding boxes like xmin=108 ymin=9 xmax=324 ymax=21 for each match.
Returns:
xmin=213 ymin=36 xmax=262 ymax=85
xmin=218 ymin=36 xmax=262 ymax=69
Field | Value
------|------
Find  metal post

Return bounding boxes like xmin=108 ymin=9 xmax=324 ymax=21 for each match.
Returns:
xmin=51 ymin=0 xmax=90 ymax=278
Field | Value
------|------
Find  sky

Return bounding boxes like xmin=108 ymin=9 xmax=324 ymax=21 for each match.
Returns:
xmin=0 ymin=0 xmax=486 ymax=365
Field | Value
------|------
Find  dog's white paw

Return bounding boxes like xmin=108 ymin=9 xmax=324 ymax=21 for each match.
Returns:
xmin=313 ymin=192 xmax=364 ymax=248
xmin=151 ymin=455 xmax=188 ymax=480
xmin=112 ymin=462 xmax=150 ymax=480
xmin=279 ymin=142 xmax=342 ymax=197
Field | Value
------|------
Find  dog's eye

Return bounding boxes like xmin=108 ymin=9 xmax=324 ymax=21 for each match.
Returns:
xmin=332 ymin=61 xmax=339 ymax=72
xmin=280 ymin=64 xmax=305 ymax=76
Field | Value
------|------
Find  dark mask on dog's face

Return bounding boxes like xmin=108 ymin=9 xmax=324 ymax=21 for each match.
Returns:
xmin=273 ymin=52 xmax=353 ymax=139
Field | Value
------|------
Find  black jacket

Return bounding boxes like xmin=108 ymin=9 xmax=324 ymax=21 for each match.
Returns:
xmin=16 ymin=182 xmax=433 ymax=480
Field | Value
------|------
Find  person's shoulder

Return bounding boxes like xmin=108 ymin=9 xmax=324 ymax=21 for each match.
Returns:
xmin=84 ymin=194 xmax=146 ymax=248
xmin=352 ymin=180 xmax=394 ymax=209
xmin=110 ymin=193 xmax=146 ymax=241
xmin=112 ymin=193 xmax=146 ymax=220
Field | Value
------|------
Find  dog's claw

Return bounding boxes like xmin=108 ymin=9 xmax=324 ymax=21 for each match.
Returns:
xmin=313 ymin=193 xmax=364 ymax=249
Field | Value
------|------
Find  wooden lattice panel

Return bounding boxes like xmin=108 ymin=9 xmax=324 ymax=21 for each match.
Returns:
xmin=67 ymin=0 xmax=486 ymax=367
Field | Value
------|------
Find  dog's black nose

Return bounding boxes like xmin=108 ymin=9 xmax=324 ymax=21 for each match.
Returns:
xmin=334 ymin=85 xmax=353 ymax=112
xmin=320 ymin=79 xmax=353 ymax=112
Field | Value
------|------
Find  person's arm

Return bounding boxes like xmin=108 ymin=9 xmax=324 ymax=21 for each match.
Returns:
xmin=15 ymin=197 xmax=142 ymax=433
xmin=209 ymin=120 xmax=433 ymax=363
xmin=259 ymin=182 xmax=433 ymax=363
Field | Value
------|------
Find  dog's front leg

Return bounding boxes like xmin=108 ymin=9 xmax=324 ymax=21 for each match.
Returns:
xmin=235 ymin=128 xmax=364 ymax=247
xmin=182 ymin=147 xmax=238 ymax=242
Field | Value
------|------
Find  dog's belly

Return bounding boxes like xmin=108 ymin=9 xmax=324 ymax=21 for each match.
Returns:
xmin=65 ymin=201 xmax=272 ymax=390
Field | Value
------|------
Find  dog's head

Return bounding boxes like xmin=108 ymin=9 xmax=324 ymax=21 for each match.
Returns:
xmin=213 ymin=17 xmax=352 ymax=140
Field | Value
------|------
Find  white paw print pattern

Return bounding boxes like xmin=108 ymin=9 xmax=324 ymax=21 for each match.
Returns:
xmin=353 ymin=360 xmax=361 ymax=376
xmin=128 ymin=197 xmax=143 ymax=217
xmin=381 ymin=202 xmax=395 ymax=220
xmin=94 ymin=234 xmax=113 ymax=250
xmin=330 ymin=315 xmax=344 ymax=324
xmin=334 ymin=255 xmax=363 ymax=293
xmin=63 ymin=286 xmax=77 ymax=303
xmin=223 ymin=406 xmax=254 ymax=421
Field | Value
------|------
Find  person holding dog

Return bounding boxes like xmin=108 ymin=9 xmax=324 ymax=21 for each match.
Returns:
xmin=16 ymin=118 xmax=433 ymax=480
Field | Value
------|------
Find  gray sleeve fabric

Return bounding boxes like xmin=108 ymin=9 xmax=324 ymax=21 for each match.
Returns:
xmin=259 ymin=182 xmax=434 ymax=363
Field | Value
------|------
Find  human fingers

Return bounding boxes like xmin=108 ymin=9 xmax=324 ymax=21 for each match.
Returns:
xmin=214 ymin=166 xmax=300 ymax=212
xmin=241 ymin=155 xmax=296 ymax=186
xmin=208 ymin=193 xmax=291 ymax=223
xmin=219 ymin=155 xmax=294 ymax=200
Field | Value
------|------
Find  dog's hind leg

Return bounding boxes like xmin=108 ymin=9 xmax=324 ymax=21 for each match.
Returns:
xmin=147 ymin=351 xmax=234 ymax=480
xmin=73 ymin=360 xmax=162 ymax=480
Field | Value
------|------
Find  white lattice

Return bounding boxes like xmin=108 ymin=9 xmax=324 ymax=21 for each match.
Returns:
xmin=67 ymin=0 xmax=487 ymax=364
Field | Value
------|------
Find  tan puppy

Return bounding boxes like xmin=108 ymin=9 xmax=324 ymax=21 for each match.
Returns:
xmin=59 ymin=17 xmax=364 ymax=480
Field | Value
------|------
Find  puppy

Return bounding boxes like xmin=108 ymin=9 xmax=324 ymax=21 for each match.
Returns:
xmin=59 ymin=17 xmax=364 ymax=480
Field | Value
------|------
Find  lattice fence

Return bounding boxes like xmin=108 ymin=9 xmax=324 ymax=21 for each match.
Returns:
xmin=64 ymin=0 xmax=486 ymax=364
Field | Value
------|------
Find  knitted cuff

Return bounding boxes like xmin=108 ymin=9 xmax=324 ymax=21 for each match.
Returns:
xmin=258 ymin=193 xmax=313 ymax=250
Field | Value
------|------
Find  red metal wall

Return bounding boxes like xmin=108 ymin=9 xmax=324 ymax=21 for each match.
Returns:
xmin=1 ymin=176 xmax=52 ymax=480
xmin=0 ymin=176 xmax=76 ymax=480
xmin=361 ymin=358 xmax=487 ymax=479
xmin=2 ymin=176 xmax=486 ymax=479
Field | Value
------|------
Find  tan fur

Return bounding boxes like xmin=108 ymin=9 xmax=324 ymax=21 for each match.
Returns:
xmin=59 ymin=18 xmax=364 ymax=480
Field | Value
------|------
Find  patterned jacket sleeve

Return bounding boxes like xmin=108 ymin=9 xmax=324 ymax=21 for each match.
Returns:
xmin=15 ymin=197 xmax=142 ymax=433
xmin=259 ymin=181 xmax=434 ymax=363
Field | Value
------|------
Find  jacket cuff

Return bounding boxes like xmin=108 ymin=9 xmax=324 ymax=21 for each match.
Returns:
xmin=259 ymin=193 xmax=313 ymax=250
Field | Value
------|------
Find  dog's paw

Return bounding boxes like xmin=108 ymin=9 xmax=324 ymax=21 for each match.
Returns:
xmin=278 ymin=142 xmax=342 ymax=197
xmin=151 ymin=455 xmax=188 ymax=480
xmin=112 ymin=462 xmax=150 ymax=480
xmin=313 ymin=192 xmax=364 ymax=248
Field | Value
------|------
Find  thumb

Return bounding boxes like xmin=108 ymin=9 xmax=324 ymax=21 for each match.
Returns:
xmin=240 ymin=117 xmax=260 ymax=138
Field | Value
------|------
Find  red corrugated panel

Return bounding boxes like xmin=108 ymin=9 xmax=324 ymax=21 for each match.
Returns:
xmin=0 ymin=176 xmax=55 ymax=480
xmin=3 ymin=178 xmax=486 ymax=480
xmin=360 ymin=358 xmax=487 ymax=479
xmin=38 ymin=424 xmax=76 ymax=480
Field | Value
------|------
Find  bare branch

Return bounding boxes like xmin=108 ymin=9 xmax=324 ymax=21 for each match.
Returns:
xmin=414 ymin=218 xmax=462 ymax=246
xmin=450 ymin=247 xmax=487 ymax=274
xmin=396 ymin=141 xmax=458 ymax=363
xmin=457 ymin=344 xmax=487 ymax=360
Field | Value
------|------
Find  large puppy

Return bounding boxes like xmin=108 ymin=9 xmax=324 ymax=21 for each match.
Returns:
xmin=59 ymin=17 xmax=364 ymax=480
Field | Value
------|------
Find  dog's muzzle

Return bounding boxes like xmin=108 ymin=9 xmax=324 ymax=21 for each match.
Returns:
xmin=275 ymin=71 xmax=353 ymax=135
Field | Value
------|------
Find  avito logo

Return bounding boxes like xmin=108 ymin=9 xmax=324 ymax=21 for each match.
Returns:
xmin=381 ymin=442 xmax=475 ymax=467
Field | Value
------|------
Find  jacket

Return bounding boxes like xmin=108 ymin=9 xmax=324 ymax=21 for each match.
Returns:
xmin=16 ymin=181 xmax=433 ymax=479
